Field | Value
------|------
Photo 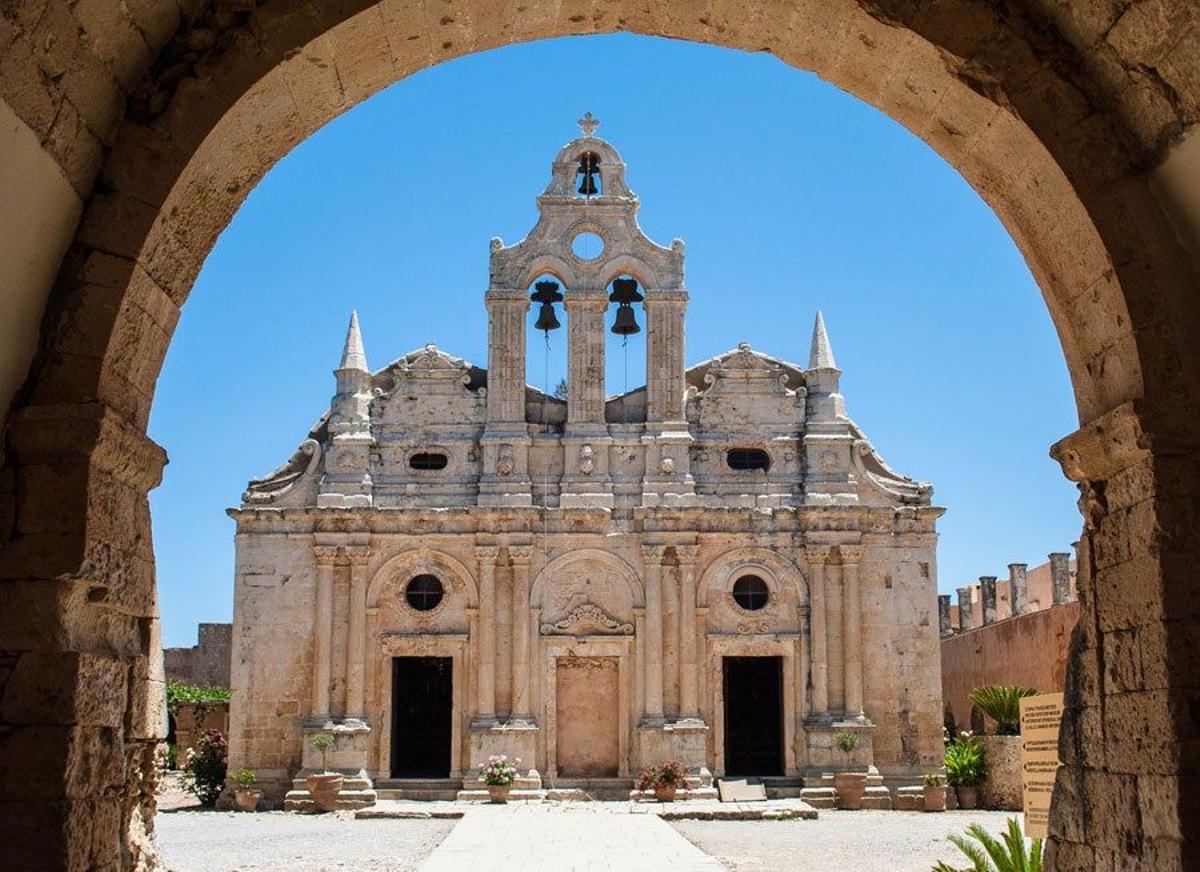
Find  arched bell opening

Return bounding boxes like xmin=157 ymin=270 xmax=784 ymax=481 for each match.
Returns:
xmin=526 ymin=274 xmax=569 ymax=428
xmin=604 ymin=274 xmax=647 ymax=425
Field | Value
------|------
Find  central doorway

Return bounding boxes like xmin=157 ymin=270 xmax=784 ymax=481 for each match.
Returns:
xmin=555 ymin=656 xmax=620 ymax=777
xmin=723 ymin=656 xmax=784 ymax=776
xmin=391 ymin=656 xmax=453 ymax=778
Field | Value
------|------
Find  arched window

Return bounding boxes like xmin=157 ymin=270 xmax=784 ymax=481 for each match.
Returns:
xmin=576 ymin=151 xmax=601 ymax=197
xmin=605 ymin=275 xmax=646 ymax=423
xmin=732 ymin=574 xmax=771 ymax=611
xmin=526 ymin=275 xmax=568 ymax=426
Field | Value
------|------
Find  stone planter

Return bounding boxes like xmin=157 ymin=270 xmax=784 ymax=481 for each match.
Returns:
xmin=977 ymin=735 xmax=1023 ymax=810
xmin=654 ymin=785 xmax=678 ymax=802
xmin=834 ymin=773 xmax=866 ymax=810
xmin=234 ymin=789 xmax=261 ymax=812
xmin=487 ymin=784 xmax=512 ymax=803
xmin=305 ymin=773 xmax=344 ymax=812
xmin=955 ymin=785 xmax=979 ymax=809
xmin=922 ymin=785 xmax=947 ymax=812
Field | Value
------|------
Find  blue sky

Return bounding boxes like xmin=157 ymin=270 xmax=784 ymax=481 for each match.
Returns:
xmin=150 ymin=34 xmax=1080 ymax=647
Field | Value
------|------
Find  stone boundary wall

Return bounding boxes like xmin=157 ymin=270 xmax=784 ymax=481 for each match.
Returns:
xmin=164 ymin=622 xmax=232 ymax=688
xmin=940 ymin=602 xmax=1080 ymax=734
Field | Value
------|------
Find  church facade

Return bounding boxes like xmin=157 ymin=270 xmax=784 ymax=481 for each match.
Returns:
xmin=226 ymin=118 xmax=945 ymax=804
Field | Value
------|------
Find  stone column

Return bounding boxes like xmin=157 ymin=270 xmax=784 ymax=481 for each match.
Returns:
xmin=957 ymin=586 xmax=972 ymax=632
xmin=1049 ymin=551 xmax=1072 ymax=604
xmin=841 ymin=549 xmax=864 ymax=719
xmin=312 ymin=545 xmax=339 ymax=717
xmin=642 ymin=544 xmax=666 ymax=721
xmin=484 ymin=289 xmax=529 ymax=424
xmin=644 ymin=293 xmax=688 ymax=424
xmin=565 ymin=291 xmax=608 ymax=425
xmin=345 ymin=546 xmax=371 ymax=718
xmin=475 ymin=545 xmax=499 ymax=722
xmin=937 ymin=594 xmax=952 ymax=637
xmin=509 ymin=545 xmax=533 ymax=721
xmin=808 ymin=547 xmax=830 ymax=715
xmin=676 ymin=544 xmax=700 ymax=718
xmin=979 ymin=576 xmax=997 ymax=625
xmin=1008 ymin=563 xmax=1029 ymax=616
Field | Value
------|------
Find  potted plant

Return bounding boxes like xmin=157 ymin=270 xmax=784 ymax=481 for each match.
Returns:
xmin=233 ymin=767 xmax=262 ymax=812
xmin=944 ymin=733 xmax=986 ymax=809
xmin=832 ymin=729 xmax=865 ymax=810
xmin=635 ymin=760 xmax=688 ymax=802
xmin=922 ymin=772 xmax=947 ymax=812
xmin=304 ymin=732 xmax=343 ymax=812
xmin=481 ymin=754 xmax=520 ymax=803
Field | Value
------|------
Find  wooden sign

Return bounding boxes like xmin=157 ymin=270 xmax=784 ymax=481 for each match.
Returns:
xmin=1020 ymin=692 xmax=1064 ymax=839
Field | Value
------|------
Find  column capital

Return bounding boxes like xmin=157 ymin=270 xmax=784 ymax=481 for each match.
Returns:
xmin=313 ymin=545 xmax=340 ymax=567
xmin=345 ymin=545 xmax=371 ymax=566
xmin=563 ymin=289 xmax=609 ymax=308
xmin=805 ymin=544 xmax=835 ymax=563
xmin=674 ymin=544 xmax=700 ymax=565
xmin=485 ymin=287 xmax=530 ymax=305
xmin=837 ymin=544 xmax=864 ymax=565
xmin=508 ymin=544 xmax=534 ymax=565
xmin=475 ymin=544 xmax=501 ymax=562
xmin=641 ymin=543 xmax=668 ymax=564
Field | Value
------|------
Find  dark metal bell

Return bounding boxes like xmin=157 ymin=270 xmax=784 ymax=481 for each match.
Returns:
xmin=534 ymin=303 xmax=561 ymax=332
xmin=577 ymin=153 xmax=600 ymax=196
xmin=608 ymin=277 xmax=644 ymax=305
xmin=611 ymin=304 xmax=640 ymax=336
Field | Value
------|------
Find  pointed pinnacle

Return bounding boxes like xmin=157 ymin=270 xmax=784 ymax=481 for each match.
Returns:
xmin=339 ymin=310 xmax=368 ymax=371
xmin=808 ymin=310 xmax=838 ymax=370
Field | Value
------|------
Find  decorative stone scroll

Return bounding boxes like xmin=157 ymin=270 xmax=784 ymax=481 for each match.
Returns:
xmin=540 ymin=602 xmax=634 ymax=636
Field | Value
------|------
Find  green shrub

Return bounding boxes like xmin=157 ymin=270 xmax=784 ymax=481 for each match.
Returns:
xmin=166 ymin=682 xmax=231 ymax=716
xmin=944 ymin=736 xmax=986 ymax=787
xmin=932 ymin=816 xmax=1043 ymax=872
xmin=310 ymin=732 xmax=336 ymax=772
xmin=967 ymin=686 xmax=1038 ymax=735
xmin=181 ymin=729 xmax=228 ymax=806
xmin=234 ymin=767 xmax=256 ymax=791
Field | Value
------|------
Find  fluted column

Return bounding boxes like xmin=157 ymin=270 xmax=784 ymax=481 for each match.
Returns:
xmin=476 ymin=545 xmax=499 ymax=721
xmin=644 ymin=293 xmax=688 ymax=424
xmin=841 ymin=547 xmax=864 ymax=719
xmin=484 ymin=289 xmax=530 ymax=424
xmin=312 ymin=545 xmax=339 ymax=717
xmin=676 ymin=544 xmax=700 ymax=718
xmin=345 ymin=546 xmax=371 ymax=718
xmin=509 ymin=545 xmax=533 ymax=721
xmin=565 ymin=291 xmax=608 ymax=425
xmin=807 ymin=546 xmax=830 ymax=715
xmin=642 ymin=544 xmax=666 ymax=721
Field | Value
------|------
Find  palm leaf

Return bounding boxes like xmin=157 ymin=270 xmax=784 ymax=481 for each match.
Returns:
xmin=947 ymin=834 xmax=992 ymax=871
xmin=967 ymin=686 xmax=1038 ymax=734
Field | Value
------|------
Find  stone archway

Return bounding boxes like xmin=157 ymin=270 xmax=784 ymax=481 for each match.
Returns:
xmin=1 ymin=2 xmax=1198 ymax=869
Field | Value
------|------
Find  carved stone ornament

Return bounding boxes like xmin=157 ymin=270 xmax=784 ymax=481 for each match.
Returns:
xmin=659 ymin=456 xmax=675 ymax=475
xmin=579 ymin=444 xmax=595 ymax=476
xmin=540 ymin=602 xmax=634 ymax=635
xmin=496 ymin=444 xmax=514 ymax=477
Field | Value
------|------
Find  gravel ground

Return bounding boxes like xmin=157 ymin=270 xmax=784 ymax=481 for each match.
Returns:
xmin=155 ymin=810 xmax=455 ymax=871
xmin=672 ymin=809 xmax=1020 ymax=872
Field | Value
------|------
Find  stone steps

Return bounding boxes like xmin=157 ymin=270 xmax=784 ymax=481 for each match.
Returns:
xmin=376 ymin=778 xmax=463 ymax=802
xmin=283 ymin=775 xmax=378 ymax=812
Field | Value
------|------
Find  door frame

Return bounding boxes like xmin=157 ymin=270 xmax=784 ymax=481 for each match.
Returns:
xmin=539 ymin=636 xmax=633 ymax=779
xmin=721 ymin=655 xmax=785 ymax=776
xmin=379 ymin=633 xmax=469 ymax=778
xmin=706 ymin=634 xmax=803 ymax=776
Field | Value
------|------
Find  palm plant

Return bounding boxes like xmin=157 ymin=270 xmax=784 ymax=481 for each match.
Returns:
xmin=967 ymin=685 xmax=1038 ymax=735
xmin=932 ymin=817 xmax=1042 ymax=872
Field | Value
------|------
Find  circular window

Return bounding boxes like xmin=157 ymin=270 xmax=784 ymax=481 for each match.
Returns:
xmin=571 ymin=231 xmax=604 ymax=261
xmin=732 ymin=574 xmax=770 ymax=611
xmin=405 ymin=574 xmax=444 ymax=612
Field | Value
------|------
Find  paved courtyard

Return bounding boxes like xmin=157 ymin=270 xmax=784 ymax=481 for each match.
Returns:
xmin=155 ymin=802 xmax=1017 ymax=871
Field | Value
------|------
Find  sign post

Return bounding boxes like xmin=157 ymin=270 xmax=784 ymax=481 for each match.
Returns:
xmin=1019 ymin=692 xmax=1064 ymax=838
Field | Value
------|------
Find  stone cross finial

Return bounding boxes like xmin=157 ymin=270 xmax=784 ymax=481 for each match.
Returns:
xmin=578 ymin=111 xmax=600 ymax=137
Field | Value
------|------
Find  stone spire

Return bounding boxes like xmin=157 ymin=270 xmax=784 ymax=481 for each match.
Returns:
xmin=808 ymin=310 xmax=838 ymax=371
xmin=339 ymin=310 xmax=368 ymax=372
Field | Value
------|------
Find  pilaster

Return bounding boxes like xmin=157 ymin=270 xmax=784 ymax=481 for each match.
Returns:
xmin=344 ymin=545 xmax=371 ymax=719
xmin=474 ymin=545 xmax=499 ymax=724
xmin=641 ymin=544 xmax=666 ymax=723
xmin=508 ymin=544 xmax=535 ymax=724
xmin=311 ymin=545 xmax=339 ymax=718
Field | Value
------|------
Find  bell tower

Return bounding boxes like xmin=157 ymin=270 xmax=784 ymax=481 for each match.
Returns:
xmin=483 ymin=114 xmax=696 ymax=507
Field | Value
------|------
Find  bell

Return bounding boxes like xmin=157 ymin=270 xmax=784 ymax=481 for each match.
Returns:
xmin=530 ymin=279 xmax=564 ymax=333
xmin=611 ymin=303 xmax=640 ymax=336
xmin=534 ymin=302 xmax=561 ymax=332
xmin=608 ymin=277 xmax=644 ymax=305
xmin=577 ymin=153 xmax=600 ymax=196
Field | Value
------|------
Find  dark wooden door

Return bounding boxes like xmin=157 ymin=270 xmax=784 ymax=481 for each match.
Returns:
xmin=723 ymin=656 xmax=784 ymax=776
xmin=391 ymin=656 xmax=453 ymax=778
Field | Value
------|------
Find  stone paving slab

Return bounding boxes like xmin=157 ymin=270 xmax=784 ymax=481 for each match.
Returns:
xmin=417 ymin=803 xmax=724 ymax=871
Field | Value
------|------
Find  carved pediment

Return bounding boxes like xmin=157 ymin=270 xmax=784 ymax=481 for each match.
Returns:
xmin=540 ymin=602 xmax=634 ymax=636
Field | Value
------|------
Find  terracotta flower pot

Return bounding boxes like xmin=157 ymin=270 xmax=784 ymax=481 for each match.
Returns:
xmin=923 ymin=785 xmax=947 ymax=812
xmin=955 ymin=785 xmax=979 ymax=810
xmin=487 ymin=784 xmax=512 ymax=803
xmin=305 ymin=773 xmax=344 ymax=812
xmin=234 ymin=789 xmax=261 ymax=812
xmin=834 ymin=772 xmax=866 ymax=810
xmin=654 ymin=785 xmax=678 ymax=802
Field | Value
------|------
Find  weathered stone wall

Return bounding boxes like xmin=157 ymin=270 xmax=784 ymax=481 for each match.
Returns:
xmin=941 ymin=601 xmax=1080 ymax=733
xmin=163 ymin=622 xmax=231 ymax=687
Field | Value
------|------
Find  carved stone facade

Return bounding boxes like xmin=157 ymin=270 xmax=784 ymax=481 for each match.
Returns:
xmin=227 ymin=119 xmax=944 ymax=801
